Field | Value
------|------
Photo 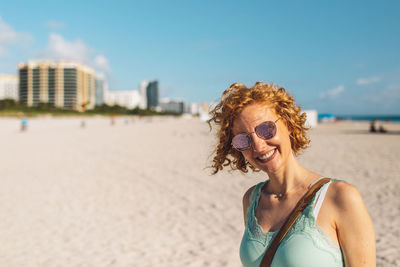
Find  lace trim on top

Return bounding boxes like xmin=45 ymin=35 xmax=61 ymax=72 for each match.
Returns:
xmin=245 ymin=180 xmax=343 ymax=263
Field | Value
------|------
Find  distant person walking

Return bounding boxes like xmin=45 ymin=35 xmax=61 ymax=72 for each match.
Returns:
xmin=110 ymin=115 xmax=116 ymax=126
xmin=21 ymin=118 xmax=28 ymax=132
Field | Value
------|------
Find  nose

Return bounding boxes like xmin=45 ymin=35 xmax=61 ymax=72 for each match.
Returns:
xmin=250 ymin=133 xmax=267 ymax=152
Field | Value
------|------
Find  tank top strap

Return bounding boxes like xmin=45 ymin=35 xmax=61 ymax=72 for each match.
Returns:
xmin=312 ymin=180 xmax=332 ymax=219
xmin=311 ymin=178 xmax=346 ymax=219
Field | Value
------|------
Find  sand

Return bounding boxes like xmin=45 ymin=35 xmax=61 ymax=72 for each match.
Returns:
xmin=0 ymin=116 xmax=398 ymax=267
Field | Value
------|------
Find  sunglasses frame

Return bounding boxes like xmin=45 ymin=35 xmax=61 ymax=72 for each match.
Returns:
xmin=232 ymin=118 xmax=280 ymax=151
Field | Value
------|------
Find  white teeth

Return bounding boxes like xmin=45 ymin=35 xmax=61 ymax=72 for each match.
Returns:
xmin=258 ymin=149 xmax=275 ymax=160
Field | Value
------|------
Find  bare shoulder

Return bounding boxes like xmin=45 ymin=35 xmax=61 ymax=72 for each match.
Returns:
xmin=243 ymin=184 xmax=257 ymax=209
xmin=242 ymin=184 xmax=258 ymax=225
xmin=327 ymin=180 xmax=371 ymax=230
xmin=328 ymin=181 xmax=364 ymax=211
xmin=327 ymin=180 xmax=376 ymax=266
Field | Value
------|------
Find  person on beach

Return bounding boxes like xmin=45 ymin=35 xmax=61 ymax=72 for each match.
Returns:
xmin=370 ymin=119 xmax=388 ymax=134
xmin=21 ymin=118 xmax=28 ymax=132
xmin=369 ymin=119 xmax=377 ymax=133
xmin=208 ymin=82 xmax=376 ymax=267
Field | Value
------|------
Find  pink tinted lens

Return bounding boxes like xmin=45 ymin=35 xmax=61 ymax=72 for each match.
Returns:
xmin=256 ymin=121 xmax=276 ymax=140
xmin=232 ymin=134 xmax=251 ymax=151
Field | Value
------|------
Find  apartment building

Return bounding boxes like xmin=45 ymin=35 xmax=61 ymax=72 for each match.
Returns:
xmin=0 ymin=74 xmax=18 ymax=101
xmin=18 ymin=61 xmax=95 ymax=110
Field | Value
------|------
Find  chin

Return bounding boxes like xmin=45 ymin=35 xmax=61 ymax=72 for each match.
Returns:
xmin=261 ymin=162 xmax=283 ymax=174
xmin=252 ymin=157 xmax=283 ymax=174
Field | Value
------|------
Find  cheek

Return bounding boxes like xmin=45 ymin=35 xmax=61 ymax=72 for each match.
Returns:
xmin=277 ymin=126 xmax=292 ymax=147
xmin=241 ymin=151 xmax=251 ymax=161
xmin=240 ymin=151 xmax=256 ymax=166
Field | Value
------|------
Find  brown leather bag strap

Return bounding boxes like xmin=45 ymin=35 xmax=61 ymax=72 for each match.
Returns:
xmin=259 ymin=177 xmax=331 ymax=267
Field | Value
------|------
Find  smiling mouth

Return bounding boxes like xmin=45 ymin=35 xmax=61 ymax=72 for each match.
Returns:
xmin=256 ymin=148 xmax=277 ymax=162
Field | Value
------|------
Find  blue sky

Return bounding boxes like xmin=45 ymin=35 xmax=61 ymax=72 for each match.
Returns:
xmin=0 ymin=0 xmax=399 ymax=115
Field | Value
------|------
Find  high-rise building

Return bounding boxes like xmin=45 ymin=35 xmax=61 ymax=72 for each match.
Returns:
xmin=95 ymin=75 xmax=107 ymax=106
xmin=146 ymin=80 xmax=159 ymax=109
xmin=138 ymin=81 xmax=149 ymax=109
xmin=0 ymin=74 xmax=18 ymax=101
xmin=18 ymin=61 xmax=95 ymax=111
xmin=138 ymin=80 xmax=159 ymax=110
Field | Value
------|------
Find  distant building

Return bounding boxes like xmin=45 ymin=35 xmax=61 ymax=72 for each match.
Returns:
xmin=304 ymin=110 xmax=318 ymax=128
xmin=0 ymin=74 xmax=18 ymax=101
xmin=138 ymin=81 xmax=148 ymax=109
xmin=138 ymin=80 xmax=159 ymax=110
xmin=104 ymin=90 xmax=140 ymax=109
xmin=95 ymin=75 xmax=107 ymax=106
xmin=18 ymin=61 xmax=95 ymax=111
xmin=146 ymin=80 xmax=159 ymax=109
xmin=190 ymin=102 xmax=212 ymax=121
xmin=189 ymin=103 xmax=200 ymax=115
xmin=160 ymin=99 xmax=185 ymax=114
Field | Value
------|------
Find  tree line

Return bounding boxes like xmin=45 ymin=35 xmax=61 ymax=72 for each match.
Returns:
xmin=0 ymin=99 xmax=179 ymax=116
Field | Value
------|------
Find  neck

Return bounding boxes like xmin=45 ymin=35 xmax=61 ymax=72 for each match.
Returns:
xmin=265 ymin=153 xmax=318 ymax=194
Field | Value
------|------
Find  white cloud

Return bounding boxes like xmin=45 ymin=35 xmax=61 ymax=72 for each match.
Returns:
xmin=94 ymin=55 xmax=110 ymax=72
xmin=320 ymin=85 xmax=344 ymax=99
xmin=39 ymin=33 xmax=111 ymax=73
xmin=42 ymin=33 xmax=92 ymax=62
xmin=45 ymin=20 xmax=66 ymax=30
xmin=356 ymin=76 xmax=381 ymax=85
xmin=0 ymin=16 xmax=33 ymax=56
xmin=0 ymin=18 xmax=17 ymax=45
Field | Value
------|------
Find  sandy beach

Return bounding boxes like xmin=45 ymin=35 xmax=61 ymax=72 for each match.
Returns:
xmin=0 ymin=116 xmax=398 ymax=267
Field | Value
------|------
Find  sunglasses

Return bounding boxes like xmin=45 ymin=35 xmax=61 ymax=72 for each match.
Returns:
xmin=232 ymin=118 xmax=280 ymax=151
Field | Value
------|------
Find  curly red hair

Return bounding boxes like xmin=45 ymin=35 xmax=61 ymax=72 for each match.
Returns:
xmin=208 ymin=82 xmax=310 ymax=174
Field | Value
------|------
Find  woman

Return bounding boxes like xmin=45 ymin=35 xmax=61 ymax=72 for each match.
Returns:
xmin=208 ymin=82 xmax=375 ymax=267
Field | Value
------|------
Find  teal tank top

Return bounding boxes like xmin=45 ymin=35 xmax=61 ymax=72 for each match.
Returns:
xmin=240 ymin=180 xmax=344 ymax=267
